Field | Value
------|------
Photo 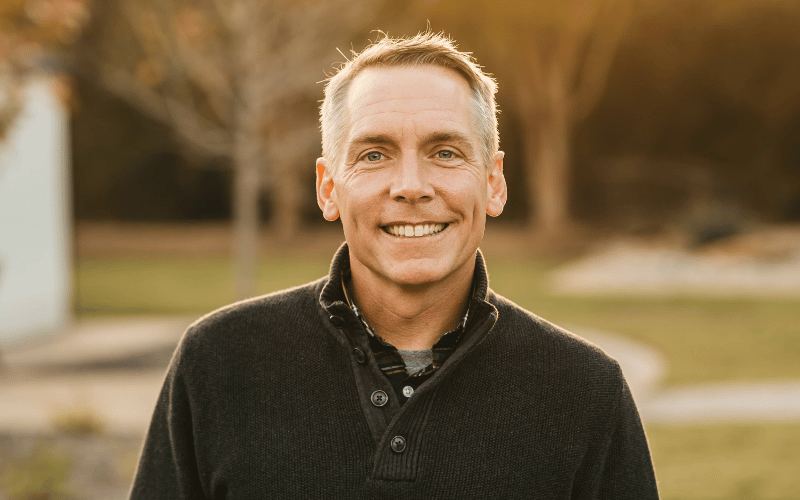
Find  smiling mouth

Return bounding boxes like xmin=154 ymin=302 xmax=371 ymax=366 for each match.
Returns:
xmin=382 ymin=223 xmax=448 ymax=238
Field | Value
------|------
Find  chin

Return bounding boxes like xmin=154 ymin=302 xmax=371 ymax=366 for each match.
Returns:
xmin=381 ymin=258 xmax=461 ymax=288
xmin=387 ymin=272 xmax=444 ymax=287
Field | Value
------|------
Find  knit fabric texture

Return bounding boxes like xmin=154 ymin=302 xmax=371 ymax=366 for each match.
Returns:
xmin=130 ymin=245 xmax=659 ymax=499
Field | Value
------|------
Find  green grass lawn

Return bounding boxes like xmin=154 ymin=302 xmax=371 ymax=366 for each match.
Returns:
xmin=75 ymin=256 xmax=331 ymax=316
xmin=646 ymin=423 xmax=800 ymax=500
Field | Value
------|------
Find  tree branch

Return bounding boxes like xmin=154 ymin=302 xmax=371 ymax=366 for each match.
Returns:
xmin=91 ymin=63 xmax=231 ymax=157
xmin=570 ymin=0 xmax=637 ymax=122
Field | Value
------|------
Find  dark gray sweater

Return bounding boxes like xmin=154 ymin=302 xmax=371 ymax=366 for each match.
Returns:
xmin=130 ymin=246 xmax=658 ymax=499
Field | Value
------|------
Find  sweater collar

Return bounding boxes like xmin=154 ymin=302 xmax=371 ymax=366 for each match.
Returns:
xmin=319 ymin=243 xmax=497 ymax=340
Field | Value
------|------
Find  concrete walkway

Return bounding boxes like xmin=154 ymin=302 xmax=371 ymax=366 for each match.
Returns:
xmin=1 ymin=316 xmax=799 ymax=436
xmin=641 ymin=381 xmax=800 ymax=424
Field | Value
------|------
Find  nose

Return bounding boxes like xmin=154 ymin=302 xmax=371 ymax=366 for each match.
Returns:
xmin=389 ymin=154 xmax=434 ymax=203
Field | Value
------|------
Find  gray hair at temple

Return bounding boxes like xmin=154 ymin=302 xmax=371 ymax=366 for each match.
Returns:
xmin=320 ymin=32 xmax=500 ymax=172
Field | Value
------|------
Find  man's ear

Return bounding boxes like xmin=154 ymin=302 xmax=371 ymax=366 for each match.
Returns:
xmin=486 ymin=151 xmax=507 ymax=217
xmin=316 ymin=157 xmax=339 ymax=221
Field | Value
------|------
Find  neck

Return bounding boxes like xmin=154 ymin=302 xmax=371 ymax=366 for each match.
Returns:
xmin=349 ymin=254 xmax=475 ymax=351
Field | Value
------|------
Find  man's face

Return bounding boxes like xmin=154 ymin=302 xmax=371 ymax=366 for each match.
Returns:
xmin=316 ymin=65 xmax=506 ymax=289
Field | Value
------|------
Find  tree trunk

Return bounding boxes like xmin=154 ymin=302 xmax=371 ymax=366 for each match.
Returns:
xmin=526 ymin=111 xmax=572 ymax=235
xmin=272 ymin=165 xmax=302 ymax=242
xmin=230 ymin=0 xmax=264 ymax=302
xmin=232 ymin=130 xmax=259 ymax=301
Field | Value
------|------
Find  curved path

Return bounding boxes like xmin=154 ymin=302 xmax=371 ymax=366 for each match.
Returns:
xmin=1 ymin=317 xmax=799 ymax=435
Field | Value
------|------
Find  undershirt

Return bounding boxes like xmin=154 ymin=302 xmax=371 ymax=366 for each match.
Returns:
xmin=397 ymin=349 xmax=433 ymax=376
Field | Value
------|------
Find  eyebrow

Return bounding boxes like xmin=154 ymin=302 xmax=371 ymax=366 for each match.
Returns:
xmin=345 ymin=130 xmax=476 ymax=160
xmin=348 ymin=134 xmax=396 ymax=149
xmin=422 ymin=131 xmax=475 ymax=155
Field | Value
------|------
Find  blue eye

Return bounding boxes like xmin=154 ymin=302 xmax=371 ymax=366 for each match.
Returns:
xmin=437 ymin=150 xmax=454 ymax=159
xmin=365 ymin=152 xmax=383 ymax=162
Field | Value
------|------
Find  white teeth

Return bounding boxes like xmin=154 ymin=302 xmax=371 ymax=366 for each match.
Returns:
xmin=385 ymin=223 xmax=446 ymax=237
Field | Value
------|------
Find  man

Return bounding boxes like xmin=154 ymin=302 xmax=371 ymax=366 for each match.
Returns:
xmin=130 ymin=32 xmax=658 ymax=498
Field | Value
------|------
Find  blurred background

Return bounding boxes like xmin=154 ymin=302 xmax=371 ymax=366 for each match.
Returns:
xmin=1 ymin=0 xmax=799 ymax=498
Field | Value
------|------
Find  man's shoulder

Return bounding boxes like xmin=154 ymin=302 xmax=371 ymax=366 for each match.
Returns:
xmin=487 ymin=290 xmax=621 ymax=378
xmin=180 ymin=277 xmax=328 ymax=349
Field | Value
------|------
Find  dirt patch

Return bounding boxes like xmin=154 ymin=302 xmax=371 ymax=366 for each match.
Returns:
xmin=550 ymin=224 xmax=800 ymax=296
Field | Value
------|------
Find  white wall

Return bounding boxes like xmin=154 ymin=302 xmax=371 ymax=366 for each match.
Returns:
xmin=0 ymin=77 xmax=72 ymax=344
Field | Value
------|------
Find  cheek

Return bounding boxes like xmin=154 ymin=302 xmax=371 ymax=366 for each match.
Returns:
xmin=434 ymin=169 xmax=486 ymax=197
xmin=340 ymin=191 xmax=382 ymax=227
xmin=446 ymin=183 xmax=487 ymax=217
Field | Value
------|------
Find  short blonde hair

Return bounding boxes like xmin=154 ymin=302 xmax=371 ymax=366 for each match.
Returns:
xmin=320 ymin=32 xmax=499 ymax=171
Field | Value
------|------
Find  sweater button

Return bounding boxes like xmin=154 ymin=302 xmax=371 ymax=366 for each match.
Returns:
xmin=353 ymin=348 xmax=366 ymax=364
xmin=329 ymin=315 xmax=345 ymax=328
xmin=390 ymin=436 xmax=406 ymax=453
xmin=402 ymin=385 xmax=414 ymax=398
xmin=370 ymin=390 xmax=389 ymax=407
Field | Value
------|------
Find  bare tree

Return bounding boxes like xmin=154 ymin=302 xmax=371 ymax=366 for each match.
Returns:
xmin=79 ymin=0 xmax=388 ymax=299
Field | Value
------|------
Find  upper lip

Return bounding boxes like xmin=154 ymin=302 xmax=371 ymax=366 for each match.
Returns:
xmin=381 ymin=221 xmax=449 ymax=226
xmin=380 ymin=219 xmax=452 ymax=227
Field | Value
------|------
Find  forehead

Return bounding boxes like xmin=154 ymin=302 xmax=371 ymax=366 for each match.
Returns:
xmin=345 ymin=65 xmax=475 ymax=141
